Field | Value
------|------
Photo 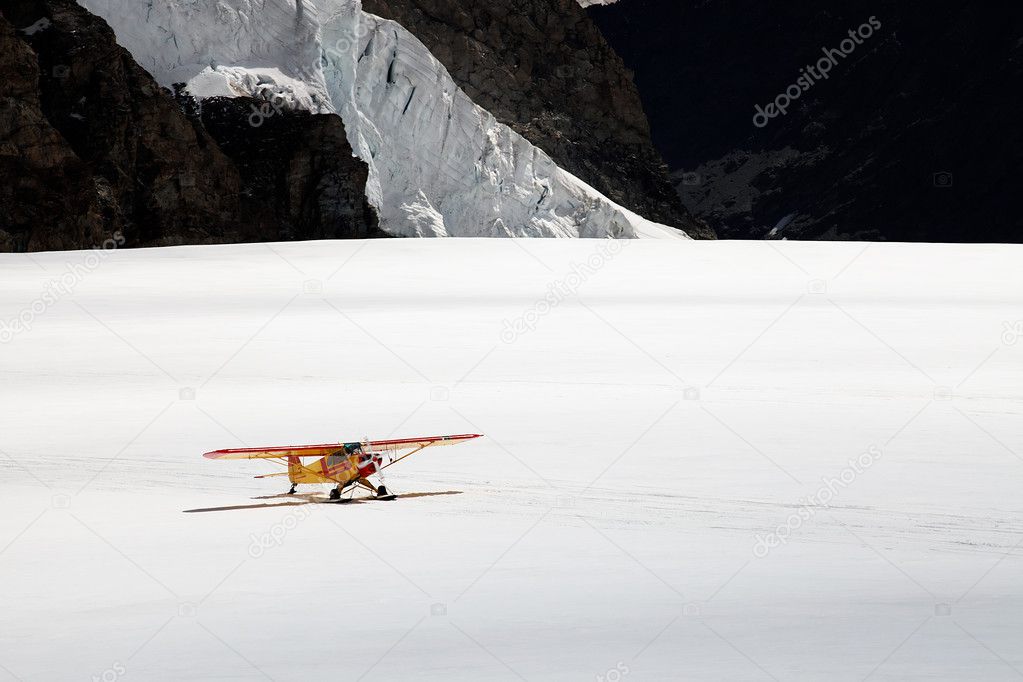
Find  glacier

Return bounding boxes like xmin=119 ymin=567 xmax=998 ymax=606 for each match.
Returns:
xmin=80 ymin=0 xmax=684 ymax=239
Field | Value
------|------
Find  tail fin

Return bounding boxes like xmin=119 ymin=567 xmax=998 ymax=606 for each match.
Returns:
xmin=288 ymin=456 xmax=303 ymax=484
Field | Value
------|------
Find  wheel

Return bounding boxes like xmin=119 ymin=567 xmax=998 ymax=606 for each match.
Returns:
xmin=287 ymin=484 xmax=297 ymax=495
xmin=376 ymin=485 xmax=389 ymax=497
xmin=329 ymin=487 xmax=341 ymax=500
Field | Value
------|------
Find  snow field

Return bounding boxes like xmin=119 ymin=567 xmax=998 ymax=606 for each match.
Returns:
xmin=1 ymin=239 xmax=1022 ymax=679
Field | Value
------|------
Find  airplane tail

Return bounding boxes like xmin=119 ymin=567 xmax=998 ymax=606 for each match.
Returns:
xmin=288 ymin=455 xmax=310 ymax=484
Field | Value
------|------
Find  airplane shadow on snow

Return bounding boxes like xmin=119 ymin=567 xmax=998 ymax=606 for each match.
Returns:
xmin=183 ymin=490 xmax=463 ymax=513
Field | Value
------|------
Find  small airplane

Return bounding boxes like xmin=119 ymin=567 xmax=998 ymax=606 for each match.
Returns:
xmin=203 ymin=433 xmax=482 ymax=501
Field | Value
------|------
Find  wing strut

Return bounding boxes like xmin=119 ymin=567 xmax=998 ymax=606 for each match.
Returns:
xmin=380 ymin=443 xmax=429 ymax=470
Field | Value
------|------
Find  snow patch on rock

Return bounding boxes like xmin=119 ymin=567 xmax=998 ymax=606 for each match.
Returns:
xmin=81 ymin=0 xmax=683 ymax=239
xmin=186 ymin=66 xmax=331 ymax=114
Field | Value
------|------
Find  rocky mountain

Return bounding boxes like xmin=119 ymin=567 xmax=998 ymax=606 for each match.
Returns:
xmin=190 ymin=96 xmax=381 ymax=242
xmin=9 ymin=0 xmax=1017 ymax=248
xmin=1 ymin=9 xmax=106 ymax=252
xmin=590 ymin=0 xmax=1023 ymax=242
xmin=3 ymin=0 xmax=705 ymax=251
xmin=0 ymin=0 xmax=378 ymax=251
xmin=2 ymin=0 xmax=236 ymax=251
xmin=78 ymin=0 xmax=691 ymax=240
xmin=360 ymin=0 xmax=712 ymax=238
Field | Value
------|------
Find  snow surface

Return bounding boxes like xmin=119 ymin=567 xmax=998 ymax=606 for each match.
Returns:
xmin=80 ymin=0 xmax=680 ymax=239
xmin=2 ymin=240 xmax=1022 ymax=680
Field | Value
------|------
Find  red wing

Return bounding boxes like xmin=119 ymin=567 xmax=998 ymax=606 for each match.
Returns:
xmin=203 ymin=445 xmax=343 ymax=460
xmin=363 ymin=434 xmax=482 ymax=453
xmin=203 ymin=434 xmax=482 ymax=460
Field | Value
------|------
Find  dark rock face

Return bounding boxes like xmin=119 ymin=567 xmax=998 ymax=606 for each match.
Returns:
xmin=591 ymin=0 xmax=1023 ymax=242
xmin=1 ymin=0 xmax=242 ymax=250
xmin=0 ymin=7 xmax=117 ymax=252
xmin=0 ymin=12 xmax=98 ymax=253
xmin=0 ymin=0 xmax=377 ymax=252
xmin=362 ymin=0 xmax=714 ymax=238
xmin=193 ymin=97 xmax=381 ymax=241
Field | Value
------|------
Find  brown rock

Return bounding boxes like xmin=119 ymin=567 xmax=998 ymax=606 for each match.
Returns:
xmin=0 ymin=0 xmax=379 ymax=252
